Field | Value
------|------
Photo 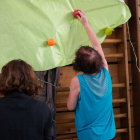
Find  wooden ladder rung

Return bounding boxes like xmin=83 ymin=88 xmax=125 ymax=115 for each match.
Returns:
xmin=57 ymin=87 xmax=69 ymax=92
xmin=105 ymin=53 xmax=124 ymax=58
xmin=112 ymin=98 xmax=126 ymax=103
xmin=103 ymin=39 xmax=122 ymax=43
xmin=56 ymin=98 xmax=127 ymax=108
xmin=57 ymin=134 xmax=77 ymax=140
xmin=112 ymin=83 xmax=125 ymax=88
xmin=114 ymin=113 xmax=127 ymax=118
xmin=116 ymin=128 xmax=128 ymax=133
xmin=57 ymin=128 xmax=127 ymax=139
xmin=56 ymin=107 xmax=68 ymax=112
xmin=57 ymin=83 xmax=125 ymax=92
xmin=56 ymin=112 xmax=127 ymax=124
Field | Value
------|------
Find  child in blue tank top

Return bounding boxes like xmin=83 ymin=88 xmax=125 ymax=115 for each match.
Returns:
xmin=67 ymin=10 xmax=116 ymax=140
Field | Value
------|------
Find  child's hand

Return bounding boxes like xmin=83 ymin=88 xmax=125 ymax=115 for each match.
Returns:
xmin=77 ymin=10 xmax=88 ymax=27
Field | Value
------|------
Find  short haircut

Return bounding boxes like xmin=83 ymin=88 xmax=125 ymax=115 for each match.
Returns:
xmin=73 ymin=46 xmax=103 ymax=74
xmin=0 ymin=60 xmax=42 ymax=96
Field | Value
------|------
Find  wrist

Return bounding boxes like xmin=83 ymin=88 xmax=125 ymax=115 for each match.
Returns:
xmin=83 ymin=22 xmax=90 ymax=28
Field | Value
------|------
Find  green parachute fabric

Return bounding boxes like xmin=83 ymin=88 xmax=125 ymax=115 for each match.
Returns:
xmin=0 ymin=0 xmax=131 ymax=71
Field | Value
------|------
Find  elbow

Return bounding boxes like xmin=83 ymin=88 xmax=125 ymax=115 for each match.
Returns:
xmin=67 ymin=103 xmax=75 ymax=111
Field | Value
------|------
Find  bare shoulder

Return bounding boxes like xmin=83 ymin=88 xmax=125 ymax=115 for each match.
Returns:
xmin=70 ymin=76 xmax=80 ymax=92
xmin=70 ymin=76 xmax=79 ymax=87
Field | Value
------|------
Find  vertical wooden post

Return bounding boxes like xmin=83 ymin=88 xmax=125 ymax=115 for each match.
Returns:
xmin=116 ymin=24 xmax=131 ymax=140
xmin=128 ymin=0 xmax=140 ymax=139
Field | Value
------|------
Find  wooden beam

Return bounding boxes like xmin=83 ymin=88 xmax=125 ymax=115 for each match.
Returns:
xmin=57 ymin=83 xmax=125 ymax=92
xmin=56 ymin=112 xmax=127 ymax=124
xmin=103 ymin=39 xmax=122 ymax=43
xmin=57 ymin=128 xmax=131 ymax=140
xmin=112 ymin=98 xmax=126 ymax=104
xmin=116 ymin=23 xmax=131 ymax=139
xmin=128 ymin=0 xmax=140 ymax=139
xmin=56 ymin=98 xmax=126 ymax=111
xmin=105 ymin=53 xmax=124 ymax=58
xmin=57 ymin=121 xmax=127 ymax=134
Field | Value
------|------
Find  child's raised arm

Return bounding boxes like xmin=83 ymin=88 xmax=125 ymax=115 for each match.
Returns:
xmin=77 ymin=10 xmax=108 ymax=70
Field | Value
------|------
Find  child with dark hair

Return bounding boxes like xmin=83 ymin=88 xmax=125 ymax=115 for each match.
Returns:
xmin=67 ymin=10 xmax=116 ymax=140
xmin=0 ymin=60 xmax=53 ymax=140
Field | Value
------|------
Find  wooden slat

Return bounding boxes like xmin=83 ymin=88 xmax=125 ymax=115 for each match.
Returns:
xmin=58 ymin=64 xmax=123 ymax=88
xmin=128 ymin=1 xmax=140 ymax=139
xmin=56 ymin=112 xmax=127 ymax=124
xmin=116 ymin=23 xmax=131 ymax=139
xmin=58 ymin=64 xmax=131 ymax=91
xmin=56 ymin=94 xmax=126 ymax=108
xmin=56 ymin=107 xmax=68 ymax=112
xmin=114 ymin=113 xmax=127 ymax=119
xmin=57 ymin=128 xmax=134 ymax=140
xmin=116 ymin=128 xmax=128 ymax=133
xmin=112 ymin=83 xmax=126 ymax=88
xmin=112 ymin=98 xmax=126 ymax=104
xmin=57 ymin=123 xmax=127 ymax=136
xmin=57 ymin=122 xmax=75 ymax=134
xmin=103 ymin=39 xmax=122 ymax=43
xmin=57 ymin=83 xmax=125 ymax=92
xmin=57 ymin=134 xmax=77 ymax=140
xmin=105 ymin=53 xmax=124 ymax=58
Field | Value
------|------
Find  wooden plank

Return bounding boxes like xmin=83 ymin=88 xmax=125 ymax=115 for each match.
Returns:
xmin=127 ymin=42 xmax=131 ymax=61
xmin=57 ymin=134 xmax=77 ymax=140
xmin=58 ymin=64 xmax=119 ymax=88
xmin=129 ymin=64 xmax=132 ymax=83
xmin=57 ymin=86 xmax=130 ymax=109
xmin=103 ymin=39 xmax=122 ymax=43
xmin=113 ymin=98 xmax=126 ymax=103
xmin=56 ymin=107 xmax=130 ymax=132
xmin=130 ymin=85 xmax=133 ymax=106
xmin=57 ymin=128 xmax=134 ymax=140
xmin=102 ymin=44 xmax=118 ymax=62
xmin=57 ymin=83 xmax=125 ymax=92
xmin=57 ymin=121 xmax=128 ymax=135
xmin=56 ymin=112 xmax=127 ymax=124
xmin=56 ymin=106 xmax=135 ymax=125
xmin=128 ymin=0 xmax=140 ymax=139
xmin=105 ymin=53 xmax=124 ymax=58
xmin=116 ymin=24 xmax=131 ymax=139
xmin=56 ymin=88 xmax=127 ymax=108
xmin=56 ymin=95 xmax=126 ymax=108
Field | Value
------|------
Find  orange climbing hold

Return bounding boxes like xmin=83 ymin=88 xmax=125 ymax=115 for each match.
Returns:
xmin=47 ymin=38 xmax=55 ymax=46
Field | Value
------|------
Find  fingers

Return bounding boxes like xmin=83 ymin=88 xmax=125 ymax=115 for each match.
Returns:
xmin=78 ymin=10 xmax=84 ymax=17
xmin=80 ymin=9 xmax=86 ymax=15
xmin=77 ymin=15 xmax=81 ymax=21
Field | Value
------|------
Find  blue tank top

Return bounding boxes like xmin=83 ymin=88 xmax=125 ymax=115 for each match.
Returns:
xmin=75 ymin=67 xmax=116 ymax=140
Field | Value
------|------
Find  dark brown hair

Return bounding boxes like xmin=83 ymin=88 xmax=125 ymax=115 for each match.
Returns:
xmin=0 ymin=60 xmax=42 ymax=96
xmin=73 ymin=46 xmax=103 ymax=74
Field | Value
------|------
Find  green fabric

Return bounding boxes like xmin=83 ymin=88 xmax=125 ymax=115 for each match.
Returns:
xmin=0 ymin=0 xmax=131 ymax=71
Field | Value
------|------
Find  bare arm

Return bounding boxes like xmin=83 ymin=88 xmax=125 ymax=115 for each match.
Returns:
xmin=67 ymin=76 xmax=80 ymax=111
xmin=78 ymin=10 xmax=108 ymax=70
